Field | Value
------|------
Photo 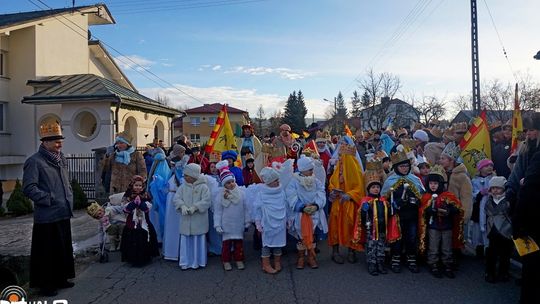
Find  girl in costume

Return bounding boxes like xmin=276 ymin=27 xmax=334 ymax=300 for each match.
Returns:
xmin=121 ymin=175 xmax=159 ymax=266
xmin=253 ymin=166 xmax=288 ymax=274
xmin=470 ymin=158 xmax=495 ymax=258
xmin=381 ymin=145 xmax=425 ymax=273
xmin=214 ymin=161 xmax=251 ymax=271
xmin=148 ymin=151 xmax=171 ymax=244
xmin=174 ymin=163 xmax=212 ymax=270
xmin=419 ymin=165 xmax=464 ymax=278
xmin=286 ymin=156 xmax=327 ymax=269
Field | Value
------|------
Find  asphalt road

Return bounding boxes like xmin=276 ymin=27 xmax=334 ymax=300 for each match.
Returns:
xmin=33 ymin=234 xmax=520 ymax=304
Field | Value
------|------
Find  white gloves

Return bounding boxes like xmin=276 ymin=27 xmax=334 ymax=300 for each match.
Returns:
xmin=256 ymin=221 xmax=263 ymax=232
xmin=188 ymin=206 xmax=198 ymax=214
xmin=215 ymin=226 xmax=224 ymax=234
xmin=180 ymin=205 xmax=189 ymax=215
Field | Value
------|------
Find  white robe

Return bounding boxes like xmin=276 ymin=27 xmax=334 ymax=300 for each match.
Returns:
xmin=163 ymin=175 xmax=181 ymax=261
xmin=285 ymin=173 xmax=328 ymax=240
xmin=213 ymin=186 xmax=250 ymax=241
xmin=253 ymin=185 xmax=287 ymax=248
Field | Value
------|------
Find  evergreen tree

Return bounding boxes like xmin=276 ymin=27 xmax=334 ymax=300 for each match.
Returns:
xmin=72 ymin=179 xmax=89 ymax=210
xmin=331 ymin=91 xmax=348 ymax=134
xmin=350 ymin=90 xmax=362 ymax=118
xmin=7 ymin=180 xmax=33 ymax=216
xmin=281 ymin=90 xmax=307 ymax=133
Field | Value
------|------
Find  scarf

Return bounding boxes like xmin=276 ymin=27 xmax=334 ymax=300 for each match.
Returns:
xmin=39 ymin=144 xmax=64 ymax=166
xmin=115 ymin=146 xmax=136 ymax=165
xmin=295 ymin=173 xmax=315 ymax=190
xmin=221 ymin=186 xmax=241 ymax=207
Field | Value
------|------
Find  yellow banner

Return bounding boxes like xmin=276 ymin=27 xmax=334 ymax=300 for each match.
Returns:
xmin=459 ymin=110 xmax=491 ymax=176
xmin=212 ymin=110 xmax=237 ymax=153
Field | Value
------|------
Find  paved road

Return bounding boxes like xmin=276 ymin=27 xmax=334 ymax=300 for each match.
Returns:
xmin=32 ymin=232 xmax=520 ymax=304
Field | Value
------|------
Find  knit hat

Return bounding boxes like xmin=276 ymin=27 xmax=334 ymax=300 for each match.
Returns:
xmin=221 ymin=150 xmax=238 ymax=161
xmin=297 ymin=155 xmax=314 ymax=172
xmin=413 ymin=130 xmax=429 ymax=143
xmin=260 ymin=167 xmax=279 ymax=185
xmin=476 ymin=159 xmax=494 ymax=172
xmin=184 ymin=163 xmax=201 ymax=179
xmin=216 ymin=160 xmax=235 ymax=184
xmin=489 ymin=176 xmax=506 ymax=189
xmin=280 ymin=124 xmax=291 ymax=132
xmin=115 ymin=130 xmax=132 ymax=145
xmin=39 ymin=121 xmax=64 ymax=141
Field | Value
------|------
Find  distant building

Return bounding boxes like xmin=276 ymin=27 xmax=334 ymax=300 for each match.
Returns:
xmin=0 ymin=4 xmax=184 ymax=181
xmin=359 ymin=97 xmax=419 ymax=130
xmin=181 ymin=103 xmax=249 ymax=144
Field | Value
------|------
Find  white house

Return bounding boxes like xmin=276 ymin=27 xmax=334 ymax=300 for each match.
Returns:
xmin=359 ymin=97 xmax=420 ymax=130
xmin=0 ymin=4 xmax=184 ymax=183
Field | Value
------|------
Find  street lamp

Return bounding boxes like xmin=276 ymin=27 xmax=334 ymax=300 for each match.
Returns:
xmin=323 ymin=98 xmax=338 ymax=133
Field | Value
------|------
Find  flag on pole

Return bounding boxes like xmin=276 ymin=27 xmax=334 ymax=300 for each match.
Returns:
xmin=205 ymin=104 xmax=238 ymax=154
xmin=459 ymin=110 xmax=492 ymax=176
xmin=511 ymin=83 xmax=523 ymax=154
xmin=344 ymin=124 xmax=353 ymax=137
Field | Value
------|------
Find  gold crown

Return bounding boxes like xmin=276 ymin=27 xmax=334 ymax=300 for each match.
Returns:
xmin=442 ymin=142 xmax=462 ymax=161
xmin=39 ymin=122 xmax=64 ymax=141
xmin=429 ymin=164 xmax=447 ymax=182
xmin=209 ymin=151 xmax=221 ymax=163
xmin=390 ymin=146 xmax=409 ymax=165
xmin=365 ymin=159 xmax=383 ymax=171
xmin=338 ymin=144 xmax=357 ymax=156
xmin=397 ymin=127 xmax=408 ymax=138
xmin=414 ymin=122 xmax=424 ymax=130
xmin=429 ymin=126 xmax=443 ymax=139
xmin=442 ymin=127 xmax=456 ymax=141
xmin=86 ymin=202 xmax=103 ymax=218
xmin=365 ymin=170 xmax=382 ymax=190
xmin=400 ymin=139 xmax=416 ymax=151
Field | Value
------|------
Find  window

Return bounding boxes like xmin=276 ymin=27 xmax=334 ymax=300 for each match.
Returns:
xmin=0 ymin=102 xmax=5 ymax=132
xmin=190 ymin=117 xmax=200 ymax=126
xmin=71 ymin=109 xmax=99 ymax=141
xmin=190 ymin=134 xmax=200 ymax=143
xmin=0 ymin=50 xmax=7 ymax=77
xmin=209 ymin=117 xmax=217 ymax=126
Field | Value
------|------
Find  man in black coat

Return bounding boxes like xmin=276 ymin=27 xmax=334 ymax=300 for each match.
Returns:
xmin=22 ymin=122 xmax=75 ymax=297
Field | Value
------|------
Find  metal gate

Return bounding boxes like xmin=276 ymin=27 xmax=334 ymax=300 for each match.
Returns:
xmin=65 ymin=153 xmax=95 ymax=200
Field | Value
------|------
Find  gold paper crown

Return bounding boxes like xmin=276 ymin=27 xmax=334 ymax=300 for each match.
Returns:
xmin=86 ymin=202 xmax=103 ymax=218
xmin=365 ymin=159 xmax=383 ymax=171
xmin=400 ymin=139 xmax=416 ymax=151
xmin=390 ymin=146 xmax=409 ymax=165
xmin=338 ymin=144 xmax=357 ymax=156
xmin=39 ymin=122 xmax=64 ymax=140
xmin=414 ymin=122 xmax=424 ymax=130
xmin=397 ymin=127 xmax=408 ymax=138
xmin=375 ymin=150 xmax=388 ymax=160
xmin=209 ymin=151 xmax=221 ymax=163
xmin=429 ymin=126 xmax=443 ymax=139
xmin=452 ymin=122 xmax=468 ymax=133
xmin=365 ymin=170 xmax=382 ymax=190
xmin=429 ymin=164 xmax=447 ymax=182
xmin=442 ymin=127 xmax=456 ymax=141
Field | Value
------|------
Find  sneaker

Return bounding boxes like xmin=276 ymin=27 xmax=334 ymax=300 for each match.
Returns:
xmin=347 ymin=251 xmax=358 ymax=264
xmin=391 ymin=264 xmax=401 ymax=273
xmin=430 ymin=266 xmax=443 ymax=278
xmin=368 ymin=264 xmax=379 ymax=276
xmin=331 ymin=253 xmax=345 ymax=264
xmin=377 ymin=263 xmax=388 ymax=275
xmin=408 ymin=263 xmax=419 ymax=273
xmin=223 ymin=262 xmax=233 ymax=271
xmin=236 ymin=261 xmax=245 ymax=270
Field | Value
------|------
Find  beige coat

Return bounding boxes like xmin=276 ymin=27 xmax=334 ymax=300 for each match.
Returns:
xmin=102 ymin=151 xmax=147 ymax=194
xmin=174 ymin=175 xmax=211 ymax=236
xmin=447 ymin=163 xmax=473 ymax=222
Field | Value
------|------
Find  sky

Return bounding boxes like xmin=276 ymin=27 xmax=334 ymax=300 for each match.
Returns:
xmin=3 ymin=0 xmax=540 ymax=120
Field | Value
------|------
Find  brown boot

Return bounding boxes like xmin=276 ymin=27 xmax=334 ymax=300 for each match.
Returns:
xmin=274 ymin=255 xmax=282 ymax=272
xmin=296 ymin=250 xmax=305 ymax=269
xmin=261 ymin=257 xmax=277 ymax=274
xmin=307 ymin=249 xmax=319 ymax=269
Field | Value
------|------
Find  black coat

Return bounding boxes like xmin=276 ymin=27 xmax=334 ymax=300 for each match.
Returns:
xmin=513 ymin=151 xmax=540 ymax=241
xmin=492 ymin=140 xmax=511 ymax=178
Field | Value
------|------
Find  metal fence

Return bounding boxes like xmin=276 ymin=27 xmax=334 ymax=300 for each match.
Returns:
xmin=65 ymin=153 xmax=96 ymax=200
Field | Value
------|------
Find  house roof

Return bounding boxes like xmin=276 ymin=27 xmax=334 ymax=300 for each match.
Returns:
xmin=22 ymin=74 xmax=184 ymax=116
xmin=88 ymin=40 xmax=136 ymax=91
xmin=185 ymin=103 xmax=247 ymax=114
xmin=0 ymin=4 xmax=115 ymax=32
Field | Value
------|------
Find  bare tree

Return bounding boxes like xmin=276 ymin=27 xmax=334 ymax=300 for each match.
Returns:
xmin=255 ymin=104 xmax=266 ymax=136
xmin=358 ymin=68 xmax=402 ymax=129
xmin=155 ymin=94 xmax=170 ymax=106
xmin=268 ymin=110 xmax=283 ymax=136
xmin=415 ymin=95 xmax=447 ymax=125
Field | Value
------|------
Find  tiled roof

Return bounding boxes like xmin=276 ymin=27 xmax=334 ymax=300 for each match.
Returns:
xmin=0 ymin=5 xmax=98 ymax=30
xmin=185 ymin=103 xmax=247 ymax=114
xmin=22 ymin=74 xmax=184 ymax=116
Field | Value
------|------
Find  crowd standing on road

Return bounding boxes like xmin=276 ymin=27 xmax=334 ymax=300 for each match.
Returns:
xmin=24 ymin=115 xmax=540 ymax=303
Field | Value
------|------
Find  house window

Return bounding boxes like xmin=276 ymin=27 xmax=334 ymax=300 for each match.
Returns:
xmin=190 ymin=117 xmax=200 ymax=126
xmin=190 ymin=134 xmax=200 ymax=143
xmin=71 ymin=109 xmax=99 ymax=141
xmin=209 ymin=117 xmax=217 ymax=126
xmin=0 ymin=50 xmax=7 ymax=77
xmin=0 ymin=102 xmax=6 ymax=132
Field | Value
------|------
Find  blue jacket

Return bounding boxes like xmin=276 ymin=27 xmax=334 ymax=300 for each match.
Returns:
xmin=23 ymin=146 xmax=73 ymax=224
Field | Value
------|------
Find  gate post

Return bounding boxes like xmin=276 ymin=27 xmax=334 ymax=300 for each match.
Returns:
xmin=92 ymin=147 xmax=108 ymax=204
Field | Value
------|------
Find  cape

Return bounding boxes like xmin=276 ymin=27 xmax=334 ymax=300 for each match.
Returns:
xmin=352 ymin=196 xmax=401 ymax=250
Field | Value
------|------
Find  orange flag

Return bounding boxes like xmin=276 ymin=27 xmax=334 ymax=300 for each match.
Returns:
xmin=344 ymin=124 xmax=353 ymax=137
xmin=205 ymin=104 xmax=238 ymax=154
xmin=459 ymin=110 xmax=492 ymax=176
xmin=511 ymin=83 xmax=523 ymax=154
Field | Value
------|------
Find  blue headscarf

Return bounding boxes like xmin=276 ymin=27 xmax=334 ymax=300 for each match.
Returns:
xmin=115 ymin=146 xmax=135 ymax=165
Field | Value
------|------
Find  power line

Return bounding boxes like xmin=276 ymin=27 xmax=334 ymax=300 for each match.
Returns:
xmin=110 ymin=0 xmax=268 ymax=15
xmin=481 ymin=0 xmax=519 ymax=83
xmin=28 ymin=0 xmax=230 ymax=110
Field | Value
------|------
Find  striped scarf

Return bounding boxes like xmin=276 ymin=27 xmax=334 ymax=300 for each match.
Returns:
xmin=39 ymin=144 xmax=64 ymax=165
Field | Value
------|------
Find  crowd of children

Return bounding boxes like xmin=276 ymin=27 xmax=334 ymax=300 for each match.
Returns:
xmin=87 ymin=123 xmax=523 ymax=289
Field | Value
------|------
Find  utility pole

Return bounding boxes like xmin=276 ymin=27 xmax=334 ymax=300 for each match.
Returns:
xmin=471 ymin=0 xmax=481 ymax=114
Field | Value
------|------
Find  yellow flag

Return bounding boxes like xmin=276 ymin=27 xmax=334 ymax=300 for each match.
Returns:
xmin=459 ymin=110 xmax=491 ymax=176
xmin=291 ymin=132 xmax=300 ymax=139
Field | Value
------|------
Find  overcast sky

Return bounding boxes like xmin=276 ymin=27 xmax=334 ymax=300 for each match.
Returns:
xmin=5 ymin=0 xmax=540 ymax=119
